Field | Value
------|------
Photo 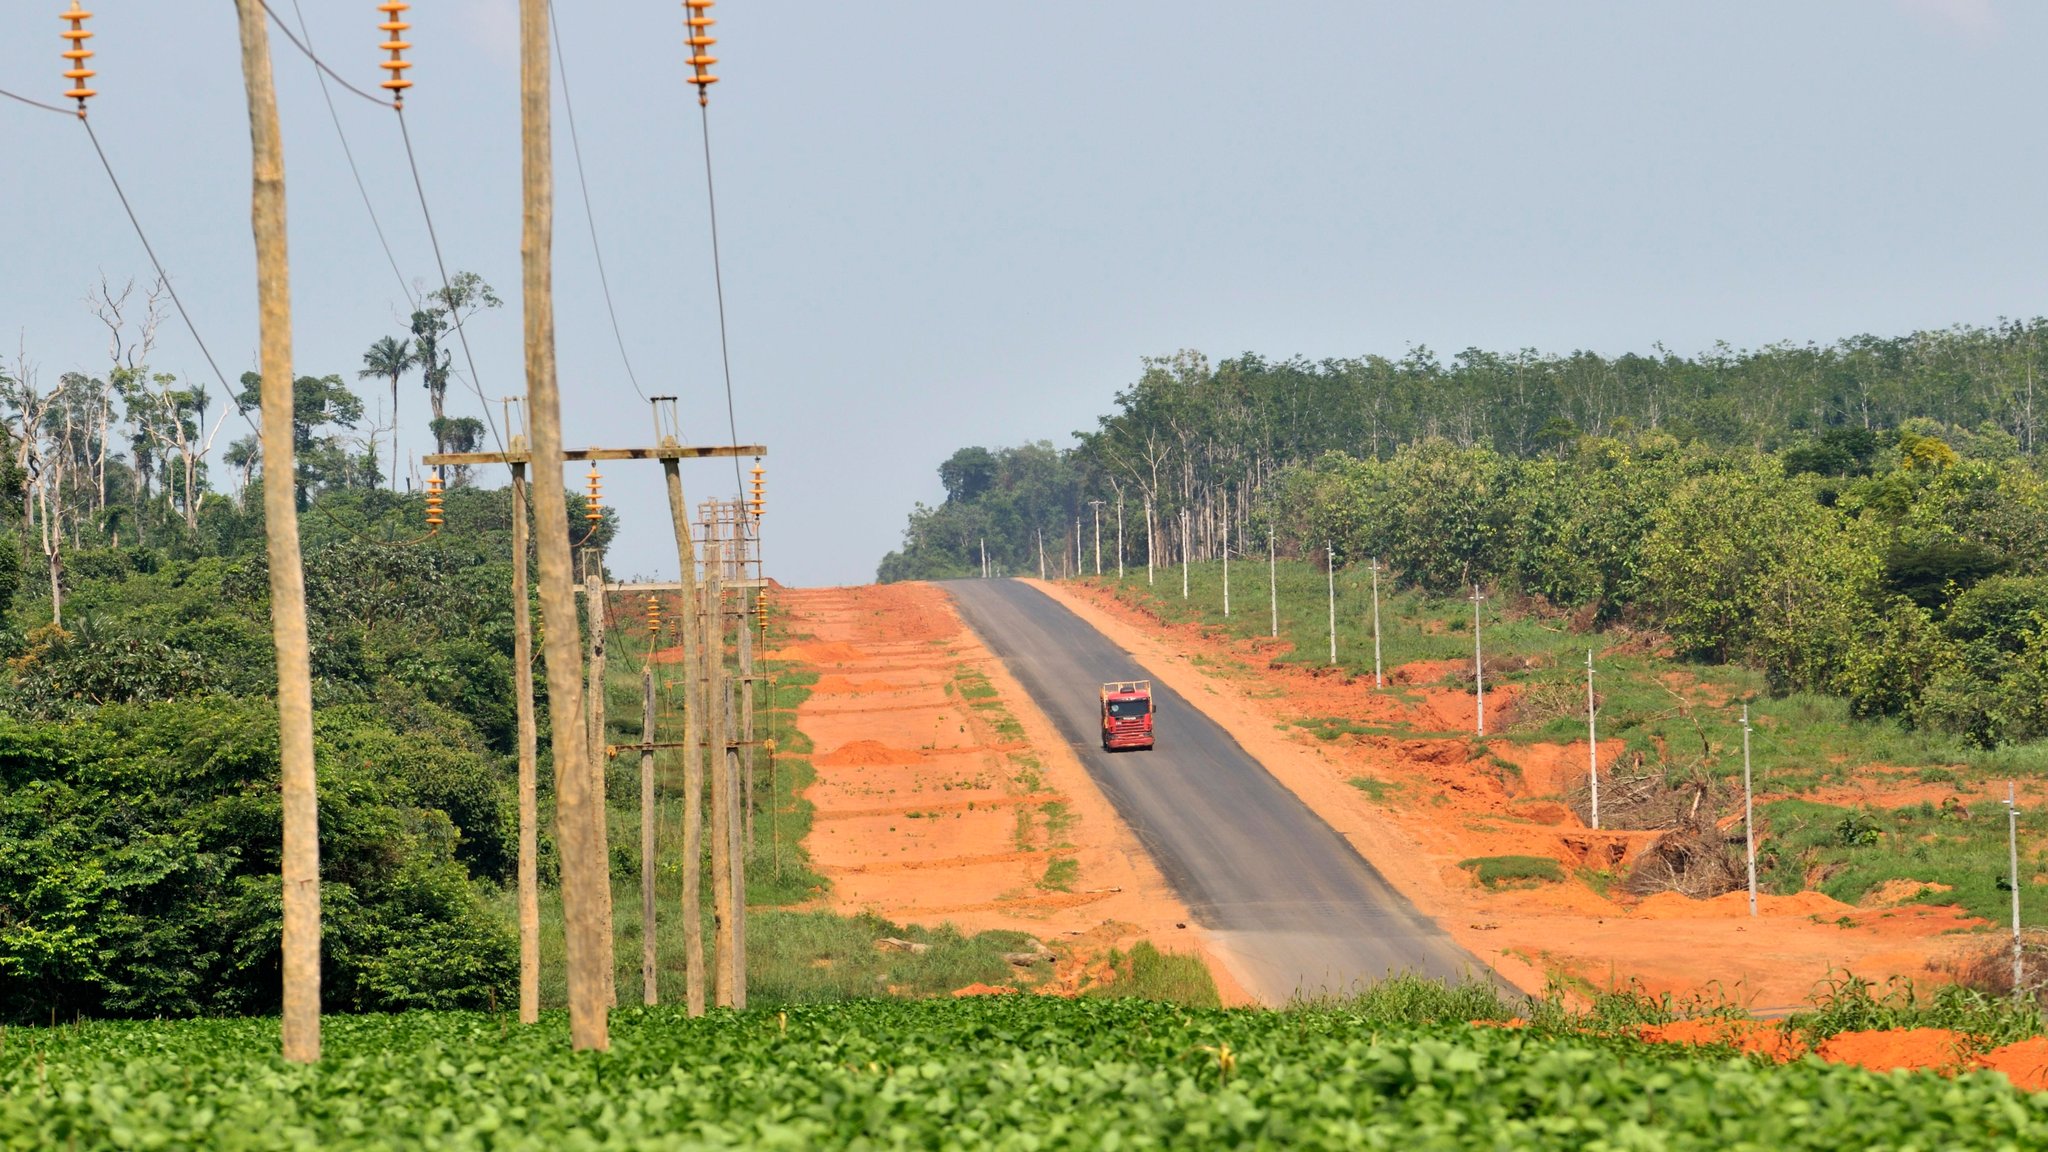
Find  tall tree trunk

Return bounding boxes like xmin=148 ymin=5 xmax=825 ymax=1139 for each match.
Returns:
xmin=519 ymin=0 xmax=608 ymax=1052
xmin=235 ymin=0 xmax=320 ymax=1065
xmin=511 ymin=464 xmax=541 ymax=1024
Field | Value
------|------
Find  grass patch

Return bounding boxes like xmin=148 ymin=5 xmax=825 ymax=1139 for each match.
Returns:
xmin=1459 ymin=854 xmax=1564 ymax=889
xmin=1755 ymin=797 xmax=2048 ymax=924
xmin=1038 ymin=857 xmax=1080 ymax=892
xmin=1348 ymin=776 xmax=1396 ymax=802
xmin=1086 ymin=941 xmax=1221 ymax=1008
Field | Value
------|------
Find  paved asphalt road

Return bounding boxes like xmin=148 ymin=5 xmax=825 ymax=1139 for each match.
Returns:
xmin=944 ymin=578 xmax=1497 ymax=1004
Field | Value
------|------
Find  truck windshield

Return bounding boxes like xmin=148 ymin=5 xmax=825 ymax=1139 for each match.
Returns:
xmin=1106 ymin=698 xmax=1150 ymax=718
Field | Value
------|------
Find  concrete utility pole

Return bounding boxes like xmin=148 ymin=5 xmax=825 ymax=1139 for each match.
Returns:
xmin=1327 ymin=542 xmax=1337 ymax=665
xmin=1267 ymin=532 xmax=1277 ymax=638
xmin=1116 ymin=496 xmax=1124 ymax=579
xmin=510 ymin=460 xmax=541 ymax=1024
xmin=1090 ymin=499 xmax=1104 ymax=576
xmin=518 ymin=0 xmax=606 ymax=1051
xmin=1586 ymin=649 xmax=1600 ymax=830
xmin=1470 ymin=584 xmax=1486 ymax=736
xmin=2009 ymin=782 xmax=2024 ymax=994
xmin=979 ymin=537 xmax=987 ymax=579
xmin=739 ymin=581 xmax=756 ymax=852
xmin=1743 ymin=705 xmax=1757 ymax=917
xmin=234 ymin=0 xmax=320 ymax=1064
xmin=1369 ymin=558 xmax=1383 ymax=689
xmin=1037 ymin=529 xmax=1045 ymax=580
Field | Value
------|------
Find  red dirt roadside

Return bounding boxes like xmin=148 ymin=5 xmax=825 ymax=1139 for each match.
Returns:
xmin=1037 ymin=578 xmax=1988 ymax=1008
xmin=773 ymin=582 xmax=1254 ymax=1004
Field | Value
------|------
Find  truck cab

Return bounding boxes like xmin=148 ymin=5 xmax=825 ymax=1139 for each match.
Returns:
xmin=1100 ymin=680 xmax=1155 ymax=751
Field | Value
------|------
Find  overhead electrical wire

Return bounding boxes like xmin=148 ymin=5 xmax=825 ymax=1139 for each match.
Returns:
xmin=1 ymin=85 xmax=71 ymax=115
xmin=256 ymin=0 xmax=395 ymax=109
xmin=550 ymin=1 xmax=650 ymax=406
xmin=696 ymin=103 xmax=745 ymax=497
xmin=80 ymin=118 xmax=241 ymax=417
xmin=283 ymin=0 xmax=416 ymax=310
xmin=250 ymin=0 xmax=503 ymax=457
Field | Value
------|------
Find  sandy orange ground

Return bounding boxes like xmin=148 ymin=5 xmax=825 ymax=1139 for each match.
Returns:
xmin=1037 ymin=578 xmax=1993 ymax=1010
xmin=772 ymin=583 xmax=1254 ymax=1003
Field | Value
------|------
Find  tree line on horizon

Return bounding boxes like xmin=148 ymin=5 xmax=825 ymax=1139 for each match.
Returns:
xmin=879 ymin=320 xmax=2048 ymax=745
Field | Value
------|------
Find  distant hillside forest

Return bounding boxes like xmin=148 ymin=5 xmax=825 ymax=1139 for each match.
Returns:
xmin=880 ymin=322 xmax=2048 ymax=745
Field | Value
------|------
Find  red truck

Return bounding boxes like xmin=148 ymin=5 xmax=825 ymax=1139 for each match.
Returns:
xmin=1099 ymin=680 xmax=1156 ymax=751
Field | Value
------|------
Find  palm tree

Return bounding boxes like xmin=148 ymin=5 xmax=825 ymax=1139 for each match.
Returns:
xmin=359 ymin=335 xmax=414 ymax=490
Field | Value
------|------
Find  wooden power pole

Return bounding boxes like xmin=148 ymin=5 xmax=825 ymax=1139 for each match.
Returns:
xmin=234 ymin=0 xmax=320 ymax=1065
xmin=656 ymin=407 xmax=706 ymax=1017
xmin=518 ymin=0 xmax=607 ymax=1052
xmin=640 ymin=662 xmax=658 ymax=1005
xmin=582 ymin=550 xmax=615 ymax=1008
xmin=705 ymin=539 xmax=736 ymax=1006
xmin=511 ymin=461 xmax=541 ymax=1023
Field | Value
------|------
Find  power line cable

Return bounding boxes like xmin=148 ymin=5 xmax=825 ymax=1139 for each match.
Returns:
xmin=695 ymin=104 xmax=745 ymax=495
xmin=79 ymin=118 xmax=241 ymax=417
xmin=551 ymin=2 xmax=649 ymax=406
xmin=284 ymin=0 xmax=415 ymax=310
xmin=396 ymin=109 xmax=506 ymax=457
xmin=1 ymin=86 xmax=71 ymax=115
xmin=256 ymin=0 xmax=394 ymax=108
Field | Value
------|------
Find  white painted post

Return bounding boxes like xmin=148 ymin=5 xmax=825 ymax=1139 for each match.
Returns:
xmin=980 ymin=538 xmax=987 ymax=579
xmin=1470 ymin=584 xmax=1486 ymax=736
xmin=1075 ymin=518 xmax=1082 ymax=578
xmin=1586 ymin=649 xmax=1600 ymax=830
xmin=1116 ymin=497 xmax=1124 ymax=580
xmin=1327 ymin=542 xmax=1337 ymax=666
xmin=1222 ymin=531 xmax=1231 ymax=618
xmin=1268 ymin=533 xmax=1277 ymax=638
xmin=1181 ymin=510 xmax=1190 ymax=600
xmin=2010 ymin=781 xmax=2024 ymax=995
xmin=1145 ymin=498 xmax=1154 ymax=586
xmin=1370 ymin=558 xmax=1383 ymax=689
xmin=1743 ymin=705 xmax=1757 ymax=918
xmin=1090 ymin=500 xmax=1104 ymax=576
xmin=1037 ymin=529 xmax=1046 ymax=580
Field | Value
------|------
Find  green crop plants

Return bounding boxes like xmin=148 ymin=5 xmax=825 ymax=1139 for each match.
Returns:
xmin=12 ymin=995 xmax=2048 ymax=1149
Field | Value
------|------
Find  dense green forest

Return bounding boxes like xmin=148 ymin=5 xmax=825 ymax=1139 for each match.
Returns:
xmin=881 ymin=322 xmax=2048 ymax=745
xmin=0 ymin=276 xmax=623 ymax=1023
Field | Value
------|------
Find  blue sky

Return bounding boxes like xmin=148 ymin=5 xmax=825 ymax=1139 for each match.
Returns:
xmin=3 ymin=1 xmax=2043 ymax=585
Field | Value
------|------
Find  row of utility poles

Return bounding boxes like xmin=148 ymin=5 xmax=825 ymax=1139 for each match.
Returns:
xmin=225 ymin=0 xmax=763 ymax=1063
xmin=427 ymin=405 xmax=765 ymax=1046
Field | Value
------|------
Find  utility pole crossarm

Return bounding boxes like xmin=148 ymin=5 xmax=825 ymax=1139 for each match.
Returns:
xmin=422 ymin=443 xmax=766 ymax=466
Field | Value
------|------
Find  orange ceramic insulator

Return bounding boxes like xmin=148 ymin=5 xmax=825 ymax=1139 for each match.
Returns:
xmin=424 ymin=471 xmax=445 ymax=531
xmin=585 ymin=466 xmax=604 ymax=523
xmin=378 ymin=1 xmax=413 ymax=101
xmin=60 ymin=3 xmax=95 ymax=111
xmin=646 ymin=594 xmax=662 ymax=636
xmin=748 ymin=461 xmax=765 ymax=518
xmin=683 ymin=1 xmax=719 ymax=105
